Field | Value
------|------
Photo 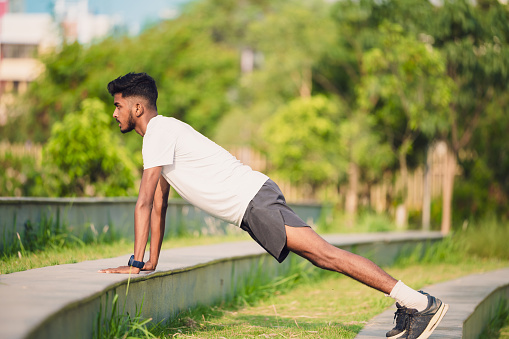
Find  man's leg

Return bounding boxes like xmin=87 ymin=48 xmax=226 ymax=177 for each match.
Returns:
xmin=285 ymin=225 xmax=449 ymax=339
xmin=284 ymin=225 xmax=397 ymax=294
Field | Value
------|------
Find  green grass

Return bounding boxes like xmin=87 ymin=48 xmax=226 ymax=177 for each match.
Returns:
xmin=5 ymin=213 xmax=509 ymax=338
xmin=458 ymin=217 xmax=509 ymax=260
xmin=117 ymin=258 xmax=508 ymax=339
xmin=93 ymin=218 xmax=509 ymax=338
xmin=95 ymin=293 xmax=160 ymax=339
xmin=317 ymin=209 xmax=398 ymax=234
xmin=151 ymin=236 xmax=509 ymax=339
xmin=480 ymin=299 xmax=509 ymax=339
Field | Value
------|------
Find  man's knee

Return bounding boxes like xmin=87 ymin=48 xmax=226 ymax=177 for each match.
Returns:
xmin=285 ymin=225 xmax=340 ymax=270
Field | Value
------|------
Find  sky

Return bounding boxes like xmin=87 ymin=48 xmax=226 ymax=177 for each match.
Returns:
xmin=23 ymin=0 xmax=193 ymax=34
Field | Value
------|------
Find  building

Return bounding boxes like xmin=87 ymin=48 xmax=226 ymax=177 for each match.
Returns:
xmin=0 ymin=0 xmax=112 ymax=125
xmin=54 ymin=0 xmax=113 ymax=45
xmin=0 ymin=13 xmax=58 ymax=93
xmin=0 ymin=12 xmax=58 ymax=124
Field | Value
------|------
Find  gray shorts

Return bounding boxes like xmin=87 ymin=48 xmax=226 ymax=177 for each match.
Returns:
xmin=240 ymin=179 xmax=309 ymax=263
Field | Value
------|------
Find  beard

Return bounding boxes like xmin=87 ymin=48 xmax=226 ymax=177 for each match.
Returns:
xmin=121 ymin=112 xmax=136 ymax=134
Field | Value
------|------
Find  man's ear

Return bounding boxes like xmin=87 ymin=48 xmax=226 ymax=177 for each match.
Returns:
xmin=134 ymin=102 xmax=144 ymax=117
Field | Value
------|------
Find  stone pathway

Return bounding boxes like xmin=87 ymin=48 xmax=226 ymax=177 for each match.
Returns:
xmin=356 ymin=267 xmax=509 ymax=338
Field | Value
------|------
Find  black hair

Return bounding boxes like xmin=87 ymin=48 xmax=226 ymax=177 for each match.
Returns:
xmin=107 ymin=72 xmax=158 ymax=110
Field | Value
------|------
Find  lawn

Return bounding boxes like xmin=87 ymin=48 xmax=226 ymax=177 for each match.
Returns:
xmin=156 ymin=258 xmax=509 ymax=338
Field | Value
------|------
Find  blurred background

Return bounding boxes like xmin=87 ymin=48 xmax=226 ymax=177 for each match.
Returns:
xmin=1 ymin=0 xmax=509 ymax=235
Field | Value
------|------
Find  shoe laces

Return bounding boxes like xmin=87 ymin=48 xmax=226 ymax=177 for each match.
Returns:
xmin=393 ymin=306 xmax=410 ymax=330
xmin=404 ymin=308 xmax=419 ymax=332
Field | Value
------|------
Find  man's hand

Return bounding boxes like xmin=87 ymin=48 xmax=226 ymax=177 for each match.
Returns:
xmin=98 ymin=266 xmax=141 ymax=274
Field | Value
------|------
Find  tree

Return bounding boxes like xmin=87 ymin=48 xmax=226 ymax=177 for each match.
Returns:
xmin=214 ymin=0 xmax=338 ymax=146
xmin=451 ymin=83 xmax=509 ymax=222
xmin=262 ymin=95 xmax=345 ymax=195
xmin=425 ymin=0 xmax=509 ymax=232
xmin=2 ymin=9 xmax=239 ymax=145
xmin=338 ymin=112 xmax=394 ymax=223
xmin=42 ymin=98 xmax=138 ymax=197
xmin=357 ymin=23 xmax=453 ymax=226
xmin=262 ymin=95 xmax=393 ymax=214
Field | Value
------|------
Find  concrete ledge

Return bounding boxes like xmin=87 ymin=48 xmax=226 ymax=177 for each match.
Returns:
xmin=356 ymin=267 xmax=509 ymax=338
xmin=0 ymin=231 xmax=442 ymax=339
xmin=0 ymin=197 xmax=322 ymax=249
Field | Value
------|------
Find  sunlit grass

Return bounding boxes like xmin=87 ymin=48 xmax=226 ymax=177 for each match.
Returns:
xmin=92 ymin=217 xmax=509 ymax=338
xmin=151 ymin=257 xmax=509 ymax=338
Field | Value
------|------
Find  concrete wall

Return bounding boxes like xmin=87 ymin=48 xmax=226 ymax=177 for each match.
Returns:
xmin=29 ymin=254 xmax=292 ymax=339
xmin=5 ymin=232 xmax=441 ymax=339
xmin=0 ymin=197 xmax=322 ymax=251
xmin=463 ymin=283 xmax=509 ymax=339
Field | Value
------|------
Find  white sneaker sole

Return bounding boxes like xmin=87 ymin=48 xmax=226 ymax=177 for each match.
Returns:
xmin=416 ymin=303 xmax=449 ymax=339
xmin=387 ymin=330 xmax=407 ymax=339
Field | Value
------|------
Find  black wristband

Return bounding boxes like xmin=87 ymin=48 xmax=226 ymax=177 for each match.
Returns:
xmin=127 ymin=255 xmax=145 ymax=269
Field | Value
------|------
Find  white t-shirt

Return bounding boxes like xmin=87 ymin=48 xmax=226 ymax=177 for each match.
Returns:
xmin=142 ymin=115 xmax=268 ymax=226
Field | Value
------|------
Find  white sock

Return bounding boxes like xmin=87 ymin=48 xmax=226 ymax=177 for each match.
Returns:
xmin=389 ymin=281 xmax=429 ymax=312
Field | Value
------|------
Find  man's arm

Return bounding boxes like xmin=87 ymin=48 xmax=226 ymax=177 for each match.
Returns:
xmin=99 ymin=166 xmax=162 ymax=274
xmin=143 ymin=175 xmax=170 ymax=270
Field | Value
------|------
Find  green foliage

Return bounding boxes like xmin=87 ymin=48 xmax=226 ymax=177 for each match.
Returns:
xmin=234 ymin=256 xmax=327 ymax=307
xmin=317 ymin=209 xmax=397 ymax=234
xmin=1 ymin=213 xmax=119 ymax=260
xmin=480 ymin=298 xmax=509 ymax=339
xmin=453 ymin=160 xmax=500 ymax=223
xmin=43 ymin=98 xmax=138 ymax=197
xmin=338 ymin=112 xmax=394 ymax=184
xmin=458 ymin=217 xmax=509 ymax=259
xmin=262 ymin=95 xmax=346 ymax=188
xmin=262 ymin=94 xmax=393 ymax=197
xmin=1 ymin=0 xmax=509 ymax=221
xmin=428 ymin=0 xmax=509 ymax=216
xmin=454 ymin=97 xmax=509 ymax=222
xmin=245 ymin=0 xmax=337 ymax=99
xmin=150 ymin=18 xmax=238 ymax=135
xmin=0 ymin=149 xmax=41 ymax=196
xmin=394 ymin=237 xmax=465 ymax=267
xmin=358 ymin=22 xmax=453 ymax=165
xmin=1 ymin=8 xmax=239 ymax=144
xmin=395 ymin=217 xmax=509 ymax=267
xmin=431 ymin=0 xmax=509 ymax=109
xmin=213 ymin=0 xmax=339 ymax=145
xmin=95 ymin=294 xmax=158 ymax=339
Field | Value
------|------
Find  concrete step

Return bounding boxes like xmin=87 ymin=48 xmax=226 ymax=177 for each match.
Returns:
xmin=356 ymin=267 xmax=509 ymax=339
xmin=0 ymin=231 xmax=443 ymax=339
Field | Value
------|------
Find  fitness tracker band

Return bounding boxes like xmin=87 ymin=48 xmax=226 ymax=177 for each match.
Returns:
xmin=127 ymin=255 xmax=145 ymax=269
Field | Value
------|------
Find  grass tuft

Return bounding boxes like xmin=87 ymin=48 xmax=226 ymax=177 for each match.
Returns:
xmin=395 ymin=218 xmax=509 ymax=268
xmin=95 ymin=293 xmax=159 ymax=339
xmin=1 ymin=214 xmax=118 ymax=260
xmin=480 ymin=298 xmax=509 ymax=339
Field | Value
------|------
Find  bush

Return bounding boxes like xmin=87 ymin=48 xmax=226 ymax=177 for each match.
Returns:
xmin=0 ymin=148 xmax=41 ymax=196
xmin=42 ymin=98 xmax=139 ymax=197
xmin=395 ymin=216 xmax=509 ymax=267
xmin=458 ymin=217 xmax=509 ymax=260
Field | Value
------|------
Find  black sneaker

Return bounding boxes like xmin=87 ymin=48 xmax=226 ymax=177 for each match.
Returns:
xmin=386 ymin=303 xmax=409 ymax=338
xmin=406 ymin=293 xmax=449 ymax=339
